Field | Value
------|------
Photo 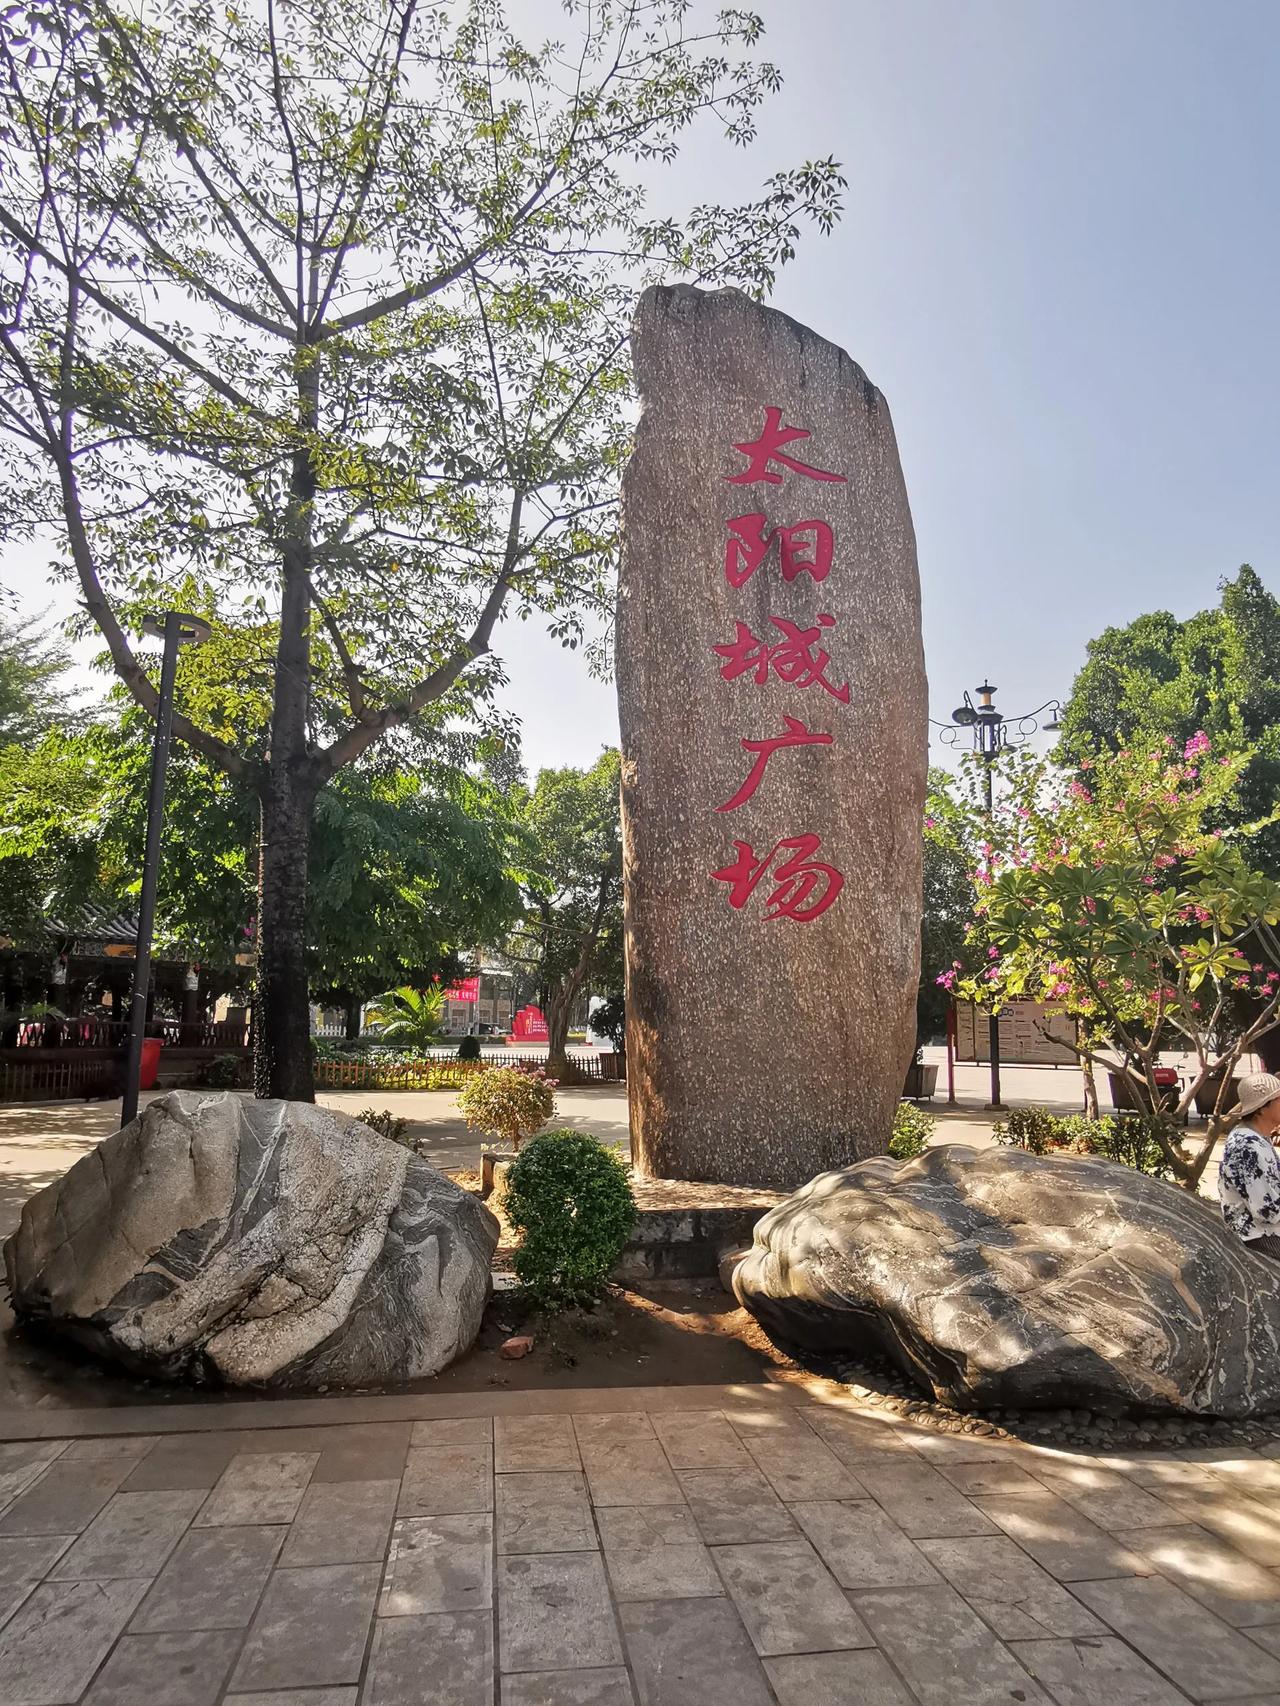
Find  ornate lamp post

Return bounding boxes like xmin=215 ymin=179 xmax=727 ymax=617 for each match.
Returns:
xmin=121 ymin=612 xmax=212 ymax=1125
xmin=933 ymin=681 xmax=1063 ymax=1110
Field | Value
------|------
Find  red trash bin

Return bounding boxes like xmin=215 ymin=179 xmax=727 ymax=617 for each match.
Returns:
xmin=139 ymin=1037 xmax=163 ymax=1090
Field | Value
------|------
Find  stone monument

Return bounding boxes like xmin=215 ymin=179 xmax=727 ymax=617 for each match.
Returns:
xmin=618 ymin=284 xmax=926 ymax=1188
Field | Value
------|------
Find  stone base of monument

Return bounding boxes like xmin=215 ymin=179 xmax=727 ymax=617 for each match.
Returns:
xmin=732 ymin=1143 xmax=1280 ymax=1420
xmin=3 ymin=1091 xmax=499 ymax=1389
xmin=481 ymin=1149 xmax=515 ymax=1202
xmin=612 ymin=1179 xmax=785 ymax=1282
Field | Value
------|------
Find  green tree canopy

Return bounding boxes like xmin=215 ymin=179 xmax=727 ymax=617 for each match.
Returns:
xmin=1060 ymin=567 xmax=1280 ymax=871
xmin=0 ymin=0 xmax=843 ymax=1096
xmin=0 ymin=609 xmax=78 ymax=746
xmin=502 ymin=748 xmax=622 ymax=1075
xmin=917 ymin=767 xmax=973 ymax=1046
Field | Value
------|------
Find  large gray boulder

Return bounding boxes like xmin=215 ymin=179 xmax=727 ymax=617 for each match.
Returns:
xmin=733 ymin=1143 xmax=1280 ymax=1418
xmin=4 ymin=1091 xmax=498 ymax=1388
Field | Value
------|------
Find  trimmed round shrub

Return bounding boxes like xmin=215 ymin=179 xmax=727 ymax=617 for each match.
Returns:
xmin=457 ymin=1034 xmax=482 ymax=1061
xmin=504 ymin=1129 xmax=637 ymax=1309
xmin=457 ymin=1064 xmax=556 ymax=1150
xmin=888 ymin=1099 xmax=935 ymax=1160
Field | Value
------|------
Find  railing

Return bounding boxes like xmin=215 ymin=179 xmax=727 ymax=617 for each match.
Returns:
xmin=4 ymin=1016 xmax=250 ymax=1051
xmin=0 ymin=1053 xmax=119 ymax=1102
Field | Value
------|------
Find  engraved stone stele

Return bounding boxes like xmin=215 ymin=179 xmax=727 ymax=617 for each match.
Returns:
xmin=618 ymin=284 xmax=927 ymax=1188
xmin=4 ymin=1090 xmax=498 ymax=1386
xmin=733 ymin=1144 xmax=1280 ymax=1417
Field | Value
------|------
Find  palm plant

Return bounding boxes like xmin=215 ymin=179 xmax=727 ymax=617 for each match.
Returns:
xmin=365 ymin=985 xmax=446 ymax=1052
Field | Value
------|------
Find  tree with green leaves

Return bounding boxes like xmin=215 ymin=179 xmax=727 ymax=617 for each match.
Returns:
xmin=0 ymin=0 xmax=843 ymax=1096
xmin=948 ymin=737 xmax=1280 ymax=1188
xmin=1060 ymin=567 xmax=1280 ymax=874
xmin=917 ymin=768 xmax=972 ymax=1048
xmin=0 ymin=705 xmax=526 ymax=1012
xmin=503 ymin=748 xmax=621 ymax=1078
xmin=0 ymin=608 xmax=77 ymax=745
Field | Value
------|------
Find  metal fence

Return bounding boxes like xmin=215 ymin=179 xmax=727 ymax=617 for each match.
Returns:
xmin=0 ymin=1054 xmax=119 ymax=1102
xmin=314 ymin=1050 xmax=623 ymax=1091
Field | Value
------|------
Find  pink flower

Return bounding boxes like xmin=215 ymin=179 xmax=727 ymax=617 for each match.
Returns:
xmin=1068 ymin=781 xmax=1092 ymax=802
xmin=936 ymin=971 xmax=956 ymax=990
xmin=1184 ymin=730 xmax=1211 ymax=759
xmin=924 ymin=816 xmax=936 ymax=829
xmin=988 ymin=946 xmax=999 ymax=959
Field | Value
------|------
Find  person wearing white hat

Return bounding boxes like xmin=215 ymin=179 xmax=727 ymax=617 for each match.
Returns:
xmin=1218 ymin=1071 xmax=1280 ymax=1261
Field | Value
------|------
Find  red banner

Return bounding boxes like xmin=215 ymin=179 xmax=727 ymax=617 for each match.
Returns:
xmin=445 ymin=977 xmax=480 ymax=1003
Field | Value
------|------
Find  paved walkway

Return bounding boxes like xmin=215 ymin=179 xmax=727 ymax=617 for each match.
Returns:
xmin=0 ymin=1382 xmax=1278 ymax=1705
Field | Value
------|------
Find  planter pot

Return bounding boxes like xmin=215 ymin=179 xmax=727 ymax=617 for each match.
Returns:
xmin=1193 ymin=1070 xmax=1242 ymax=1121
xmin=481 ymin=1149 xmax=516 ymax=1202
xmin=902 ymin=1062 xmax=938 ymax=1101
xmin=1107 ymin=1071 xmax=1180 ymax=1116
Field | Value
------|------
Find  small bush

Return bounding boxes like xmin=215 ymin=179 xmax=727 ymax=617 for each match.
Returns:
xmin=357 ymin=1107 xmax=412 ymax=1147
xmin=505 ymin=1129 xmax=637 ymax=1309
xmin=198 ymin=1053 xmax=247 ymax=1089
xmin=889 ymin=1100 xmax=935 ymax=1160
xmin=457 ymin=1034 xmax=482 ymax=1061
xmin=457 ymin=1065 xmax=557 ymax=1151
xmin=994 ymin=1106 xmax=1174 ymax=1178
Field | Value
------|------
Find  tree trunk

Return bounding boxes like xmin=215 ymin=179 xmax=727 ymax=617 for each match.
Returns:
xmin=1081 ymin=1059 xmax=1099 ymax=1119
xmin=545 ymin=982 xmax=575 ymax=1081
xmin=255 ymin=777 xmax=316 ymax=1100
xmin=344 ymin=993 xmax=363 ymax=1040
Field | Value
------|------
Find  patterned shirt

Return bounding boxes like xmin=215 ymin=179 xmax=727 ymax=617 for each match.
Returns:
xmin=1219 ymin=1122 xmax=1280 ymax=1242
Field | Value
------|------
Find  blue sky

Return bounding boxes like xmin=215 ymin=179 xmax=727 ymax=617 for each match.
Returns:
xmin=505 ymin=0 xmax=1280 ymax=772
xmin=9 ymin=0 xmax=1277 ymax=777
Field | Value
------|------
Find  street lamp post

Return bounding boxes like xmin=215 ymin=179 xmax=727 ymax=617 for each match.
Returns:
xmin=121 ymin=612 xmax=212 ymax=1126
xmin=933 ymin=681 xmax=1063 ymax=1112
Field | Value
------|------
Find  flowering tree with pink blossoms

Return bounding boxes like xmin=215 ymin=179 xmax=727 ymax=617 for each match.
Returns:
xmin=946 ymin=732 xmax=1280 ymax=1186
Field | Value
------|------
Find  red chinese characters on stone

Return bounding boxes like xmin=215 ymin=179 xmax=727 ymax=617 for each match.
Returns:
xmin=712 ymin=613 xmax=850 ymax=704
xmin=711 ymin=834 xmax=845 ymax=922
xmin=725 ymin=406 xmax=847 ymax=487
xmin=724 ymin=514 xmax=834 ymax=588
xmin=716 ymin=715 xmax=832 ymax=812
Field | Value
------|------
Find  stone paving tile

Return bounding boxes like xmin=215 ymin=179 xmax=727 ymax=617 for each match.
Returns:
xmin=936 ymin=1460 xmax=1049 ymax=1496
xmin=597 ymin=1504 xmax=723 ymax=1601
xmin=1073 ymin=1573 xmax=1280 ymax=1699
xmin=918 ymin=1535 xmax=1108 ymax=1640
xmin=1158 ymin=1483 xmax=1280 ymax=1566
xmin=380 ymin=1513 xmax=493 ymax=1616
xmin=61 ymin=1435 xmax=158 ymax=1464
xmin=229 ymin=1562 xmax=382 ymax=1692
xmin=887 ymin=1427 xmax=1009 ymax=1464
xmin=854 ymin=1460 xmax=1000 ymax=1539
xmin=278 ymin=1477 xmax=399 ymax=1566
xmin=195 ymin=1452 xmax=318 ymax=1526
xmin=497 ymin=1551 xmax=623 ymax=1672
xmin=797 ymin=1408 xmax=914 ymax=1465
xmin=0 ymin=1533 xmax=73 ymax=1629
xmin=855 ymin=1583 xmax=1053 ymax=1706
xmin=976 ymin=1491 xmax=1156 ymax=1581
xmin=1007 ymin=1634 xmax=1193 ymax=1705
xmin=397 ymin=1442 xmax=493 ymax=1517
xmin=0 ymin=1456 xmax=133 ymax=1535
xmin=498 ymin=1470 xmax=596 ymax=1553
xmin=83 ymin=1627 xmax=241 ymax=1705
xmin=676 ymin=1465 xmax=799 ymax=1544
xmin=712 ymin=1538 xmax=875 ymax=1656
xmin=791 ymin=1499 xmax=943 ymax=1589
xmin=1115 ymin=1523 xmax=1280 ymax=1627
xmin=650 ymin=1411 xmax=749 ymax=1470
xmin=739 ymin=1425 xmax=864 ymax=1503
xmin=226 ymin=1693 xmax=357 ymax=1706
xmin=501 ymin=1667 xmax=636 ymax=1705
xmin=572 ymin=1412 xmax=658 ymax=1450
xmin=496 ymin=1413 xmax=581 ymax=1473
xmin=1250 ymin=1627 xmax=1280 ymax=1657
xmin=0 ymin=1440 xmax=68 ymax=1516
xmin=131 ymin=1523 xmax=286 ymax=1632
xmin=122 ymin=1435 xmax=241 ymax=1492
xmin=764 ymin=1648 xmax=918 ymax=1706
xmin=583 ymin=1441 xmax=682 ymax=1507
xmin=310 ymin=1423 xmax=412 ymax=1485
xmin=620 ymin=1596 xmax=775 ymax=1706
xmin=0 ymin=1576 xmax=149 ymax=1705
xmin=362 ymin=1609 xmax=493 ymax=1705
xmin=409 ymin=1416 xmax=493 ymax=1449
xmin=1206 ymin=1457 xmax=1280 ymax=1496
xmin=48 ymin=1488 xmax=205 ymax=1579
xmin=1028 ymin=1463 xmax=1186 ymax=1530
